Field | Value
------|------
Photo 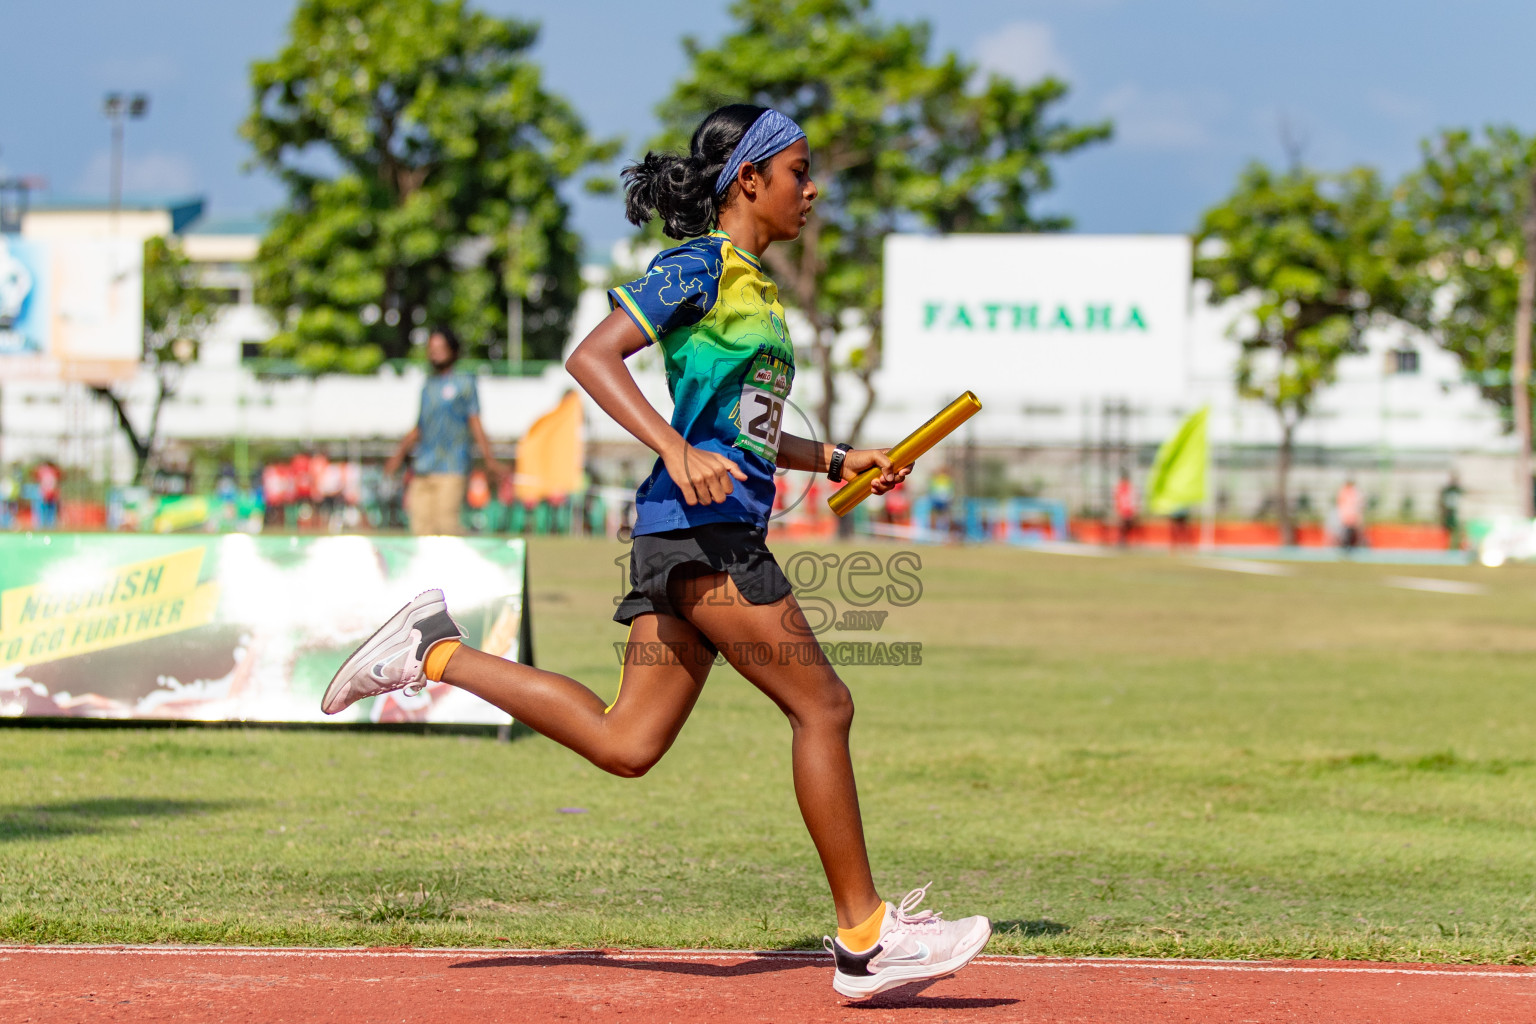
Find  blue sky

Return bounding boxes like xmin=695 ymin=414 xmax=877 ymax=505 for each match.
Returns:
xmin=3 ymin=1 xmax=1533 ymax=256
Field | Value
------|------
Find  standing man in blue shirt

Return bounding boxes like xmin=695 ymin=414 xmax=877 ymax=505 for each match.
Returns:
xmin=385 ymin=327 xmax=506 ymax=535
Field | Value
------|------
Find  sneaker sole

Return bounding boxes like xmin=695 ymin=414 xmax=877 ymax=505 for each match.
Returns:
xmin=832 ymin=920 xmax=991 ymax=1000
xmin=320 ymin=591 xmax=443 ymax=715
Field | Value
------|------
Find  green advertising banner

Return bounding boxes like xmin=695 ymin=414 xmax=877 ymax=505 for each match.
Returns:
xmin=0 ymin=534 xmax=530 ymax=725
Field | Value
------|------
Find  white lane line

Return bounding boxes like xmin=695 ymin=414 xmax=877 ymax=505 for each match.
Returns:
xmin=973 ymin=959 xmax=1535 ymax=979
xmin=1031 ymin=542 xmax=1113 ymax=558
xmin=3 ymin=946 xmax=1533 ymax=978
xmin=1192 ymin=559 xmax=1295 ymax=576
xmin=1384 ymin=575 xmax=1487 ymax=596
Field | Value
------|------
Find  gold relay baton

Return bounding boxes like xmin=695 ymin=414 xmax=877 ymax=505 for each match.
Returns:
xmin=827 ymin=391 xmax=983 ymax=518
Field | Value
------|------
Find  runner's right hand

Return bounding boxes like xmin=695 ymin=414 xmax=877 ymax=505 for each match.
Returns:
xmin=662 ymin=443 xmax=748 ymax=506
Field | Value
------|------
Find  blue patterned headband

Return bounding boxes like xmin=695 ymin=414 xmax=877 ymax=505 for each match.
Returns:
xmin=713 ymin=109 xmax=807 ymax=196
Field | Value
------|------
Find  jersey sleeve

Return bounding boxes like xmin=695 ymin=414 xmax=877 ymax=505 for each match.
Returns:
xmin=463 ymin=375 xmax=481 ymax=417
xmin=607 ymin=244 xmax=722 ymax=346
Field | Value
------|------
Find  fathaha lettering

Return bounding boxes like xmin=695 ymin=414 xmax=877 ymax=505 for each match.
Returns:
xmin=923 ymin=301 xmax=1149 ymax=332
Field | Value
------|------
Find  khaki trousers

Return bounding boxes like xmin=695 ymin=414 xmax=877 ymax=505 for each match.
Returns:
xmin=405 ymin=473 xmax=466 ymax=535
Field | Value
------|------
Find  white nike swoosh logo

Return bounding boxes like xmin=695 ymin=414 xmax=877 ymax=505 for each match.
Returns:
xmin=372 ymin=649 xmax=407 ymax=680
xmin=877 ymin=942 xmax=930 ymax=966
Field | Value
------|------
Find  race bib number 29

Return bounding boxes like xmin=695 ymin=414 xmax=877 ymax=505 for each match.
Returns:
xmin=733 ymin=351 xmax=793 ymax=462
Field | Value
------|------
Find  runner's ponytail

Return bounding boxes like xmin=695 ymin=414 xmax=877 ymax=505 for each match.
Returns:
xmin=623 ymin=104 xmax=768 ymax=240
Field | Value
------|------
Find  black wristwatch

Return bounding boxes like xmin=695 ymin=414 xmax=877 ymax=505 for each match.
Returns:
xmin=827 ymin=443 xmax=853 ymax=482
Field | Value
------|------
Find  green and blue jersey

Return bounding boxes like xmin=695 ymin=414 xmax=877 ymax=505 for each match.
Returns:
xmin=609 ymin=231 xmax=796 ymax=536
xmin=414 ymin=370 xmax=480 ymax=475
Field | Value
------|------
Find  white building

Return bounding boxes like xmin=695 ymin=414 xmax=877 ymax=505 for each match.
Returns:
xmin=874 ymin=234 xmax=1515 ymax=520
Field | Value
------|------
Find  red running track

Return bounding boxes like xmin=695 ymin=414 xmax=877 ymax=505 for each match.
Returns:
xmin=4 ymin=946 xmax=1534 ymax=1023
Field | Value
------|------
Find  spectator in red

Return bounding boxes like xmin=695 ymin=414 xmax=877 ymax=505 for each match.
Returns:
xmin=1337 ymin=479 xmax=1364 ymax=554
xmin=313 ymin=454 xmax=345 ymax=521
xmin=262 ymin=461 xmax=294 ymax=527
xmin=883 ymin=480 xmax=911 ymax=526
xmin=290 ymin=453 xmax=313 ymax=505
xmin=34 ymin=461 xmax=61 ymax=529
xmin=1114 ymin=470 xmax=1137 ymax=547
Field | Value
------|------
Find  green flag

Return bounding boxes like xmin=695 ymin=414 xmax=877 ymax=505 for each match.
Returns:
xmin=1147 ymin=407 xmax=1209 ymax=515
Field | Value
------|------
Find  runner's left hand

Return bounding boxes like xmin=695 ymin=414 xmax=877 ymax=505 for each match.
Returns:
xmin=841 ymin=448 xmax=912 ymax=495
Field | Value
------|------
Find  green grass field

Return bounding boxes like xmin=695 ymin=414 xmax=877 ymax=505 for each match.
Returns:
xmin=4 ymin=537 xmax=1535 ymax=961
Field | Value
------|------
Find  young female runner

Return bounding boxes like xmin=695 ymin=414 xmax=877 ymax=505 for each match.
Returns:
xmin=322 ymin=104 xmax=991 ymax=999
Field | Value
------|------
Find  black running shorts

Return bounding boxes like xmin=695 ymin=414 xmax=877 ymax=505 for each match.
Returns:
xmin=613 ymin=522 xmax=794 ymax=654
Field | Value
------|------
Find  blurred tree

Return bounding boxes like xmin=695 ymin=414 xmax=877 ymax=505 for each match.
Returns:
xmin=1195 ymin=163 xmax=1418 ymax=544
xmin=656 ymin=0 xmax=1110 ymax=444
xmin=1401 ymin=127 xmax=1536 ymax=514
xmin=243 ymin=0 xmax=617 ymax=373
xmin=93 ymin=236 xmax=216 ymax=484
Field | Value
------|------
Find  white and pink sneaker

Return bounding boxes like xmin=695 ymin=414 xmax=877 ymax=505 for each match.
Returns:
xmin=826 ymin=883 xmax=991 ymax=999
xmin=320 ymin=589 xmax=464 ymax=715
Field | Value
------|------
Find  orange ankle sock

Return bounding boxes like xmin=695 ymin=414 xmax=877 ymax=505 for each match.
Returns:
xmin=837 ymin=902 xmax=886 ymax=953
xmin=423 ymin=639 xmax=462 ymax=682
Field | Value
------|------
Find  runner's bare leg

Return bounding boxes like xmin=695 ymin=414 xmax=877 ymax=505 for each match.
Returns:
xmin=440 ymin=610 xmax=712 ymax=778
xmin=671 ymin=570 xmax=884 ymax=929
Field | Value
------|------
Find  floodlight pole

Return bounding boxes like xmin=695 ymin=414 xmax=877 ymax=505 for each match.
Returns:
xmin=103 ymin=92 xmax=149 ymax=229
xmin=108 ymin=102 xmax=123 ymax=218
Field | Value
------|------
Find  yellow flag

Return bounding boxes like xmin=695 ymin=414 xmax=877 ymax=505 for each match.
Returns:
xmin=513 ymin=391 xmax=584 ymax=504
xmin=1147 ymin=407 xmax=1208 ymax=515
